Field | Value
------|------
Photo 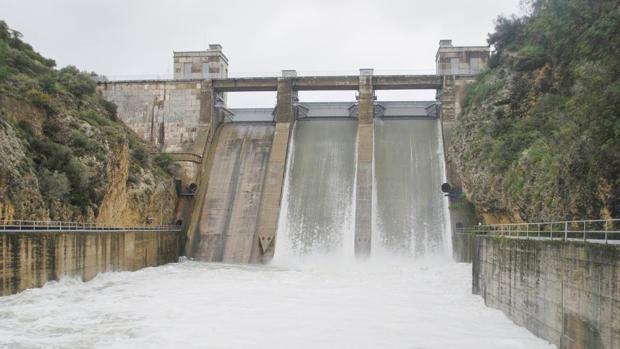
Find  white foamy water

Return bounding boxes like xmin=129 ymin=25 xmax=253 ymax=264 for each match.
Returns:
xmin=0 ymin=258 xmax=554 ymax=349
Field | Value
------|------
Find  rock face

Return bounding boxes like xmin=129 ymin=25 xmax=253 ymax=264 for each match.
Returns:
xmin=0 ymin=20 xmax=178 ymax=225
xmin=0 ymin=102 xmax=177 ymax=225
xmin=450 ymin=0 xmax=620 ymax=222
xmin=0 ymin=118 xmax=47 ymax=220
xmin=96 ymin=143 xmax=177 ymax=226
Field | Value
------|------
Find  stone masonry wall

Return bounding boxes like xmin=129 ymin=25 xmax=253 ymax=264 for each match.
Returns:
xmin=98 ymin=80 xmax=202 ymax=153
xmin=473 ymin=236 xmax=620 ymax=349
xmin=0 ymin=230 xmax=183 ymax=296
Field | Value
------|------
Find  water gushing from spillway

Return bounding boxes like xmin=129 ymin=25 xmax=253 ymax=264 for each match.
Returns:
xmin=374 ymin=118 xmax=450 ymax=256
xmin=276 ymin=117 xmax=450 ymax=259
xmin=274 ymin=119 xmax=357 ymax=261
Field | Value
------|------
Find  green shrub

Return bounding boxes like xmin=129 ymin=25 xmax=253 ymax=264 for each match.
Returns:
xmin=132 ymin=147 xmax=151 ymax=168
xmin=70 ymin=129 xmax=100 ymax=156
xmin=153 ymin=152 xmax=178 ymax=174
xmin=26 ymin=88 xmax=57 ymax=114
xmin=101 ymin=125 xmax=127 ymax=146
xmin=39 ymin=169 xmax=70 ymax=200
xmin=64 ymin=157 xmax=88 ymax=191
xmin=153 ymin=152 xmax=172 ymax=168
xmin=39 ymin=73 xmax=58 ymax=94
xmin=58 ymin=66 xmax=95 ymax=98
xmin=16 ymin=120 xmax=35 ymax=139
xmin=42 ymin=118 xmax=63 ymax=139
xmin=100 ymin=99 xmax=118 ymax=120
xmin=31 ymin=140 xmax=87 ymax=195
xmin=81 ymin=111 xmax=113 ymax=127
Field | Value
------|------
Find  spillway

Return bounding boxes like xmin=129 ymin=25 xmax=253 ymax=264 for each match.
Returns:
xmin=192 ymin=123 xmax=274 ymax=263
xmin=275 ymin=119 xmax=357 ymax=259
xmin=374 ymin=118 xmax=449 ymax=256
xmin=276 ymin=117 xmax=450 ymax=259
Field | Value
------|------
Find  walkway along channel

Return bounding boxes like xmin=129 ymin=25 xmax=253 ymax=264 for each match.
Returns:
xmin=453 ymin=219 xmax=620 ymax=349
xmin=0 ymin=219 xmax=183 ymax=296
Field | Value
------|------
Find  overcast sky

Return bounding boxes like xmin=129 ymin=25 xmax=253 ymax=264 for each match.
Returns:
xmin=1 ymin=0 xmax=522 ymax=107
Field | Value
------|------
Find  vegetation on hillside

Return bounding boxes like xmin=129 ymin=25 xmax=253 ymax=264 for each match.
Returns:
xmin=452 ymin=0 xmax=620 ymax=221
xmin=0 ymin=20 xmax=176 ymax=221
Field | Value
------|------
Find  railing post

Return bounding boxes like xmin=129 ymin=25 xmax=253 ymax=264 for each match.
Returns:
xmin=526 ymin=224 xmax=529 ymax=238
xmin=583 ymin=221 xmax=586 ymax=242
xmin=605 ymin=220 xmax=608 ymax=244
xmin=564 ymin=221 xmax=568 ymax=241
xmin=550 ymin=223 xmax=553 ymax=239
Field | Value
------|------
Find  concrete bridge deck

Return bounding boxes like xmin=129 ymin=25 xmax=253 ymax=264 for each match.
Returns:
xmin=101 ymin=74 xmax=445 ymax=92
xmin=209 ymin=74 xmax=443 ymax=91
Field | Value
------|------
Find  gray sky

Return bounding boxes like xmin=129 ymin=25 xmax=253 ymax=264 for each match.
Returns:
xmin=1 ymin=0 xmax=522 ymax=107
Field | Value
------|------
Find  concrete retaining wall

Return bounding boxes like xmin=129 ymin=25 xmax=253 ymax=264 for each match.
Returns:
xmin=473 ymin=236 xmax=620 ymax=349
xmin=452 ymin=232 xmax=475 ymax=263
xmin=0 ymin=230 xmax=183 ymax=296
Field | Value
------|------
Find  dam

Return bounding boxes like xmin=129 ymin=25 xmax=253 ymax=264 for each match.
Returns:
xmin=88 ymin=41 xmax=491 ymax=264
xmin=0 ymin=42 xmax=561 ymax=348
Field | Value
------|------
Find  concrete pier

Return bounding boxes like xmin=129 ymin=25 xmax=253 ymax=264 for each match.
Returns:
xmin=354 ymin=69 xmax=374 ymax=257
xmin=255 ymin=73 xmax=296 ymax=261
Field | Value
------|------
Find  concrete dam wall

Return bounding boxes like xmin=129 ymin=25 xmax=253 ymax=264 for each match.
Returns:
xmin=187 ymin=123 xmax=275 ymax=263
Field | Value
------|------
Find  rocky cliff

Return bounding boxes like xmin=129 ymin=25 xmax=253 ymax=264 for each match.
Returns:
xmin=0 ymin=20 xmax=177 ymax=225
xmin=451 ymin=0 xmax=620 ymax=222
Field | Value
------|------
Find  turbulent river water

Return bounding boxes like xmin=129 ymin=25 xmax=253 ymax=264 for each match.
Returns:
xmin=0 ymin=258 xmax=554 ymax=349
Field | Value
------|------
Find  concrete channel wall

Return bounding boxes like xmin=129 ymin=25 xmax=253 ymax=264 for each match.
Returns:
xmin=0 ymin=230 xmax=183 ymax=296
xmin=473 ymin=236 xmax=620 ymax=349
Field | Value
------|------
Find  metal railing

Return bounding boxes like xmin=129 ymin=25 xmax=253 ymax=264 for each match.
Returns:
xmin=458 ymin=219 xmax=620 ymax=244
xmin=0 ymin=219 xmax=182 ymax=233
